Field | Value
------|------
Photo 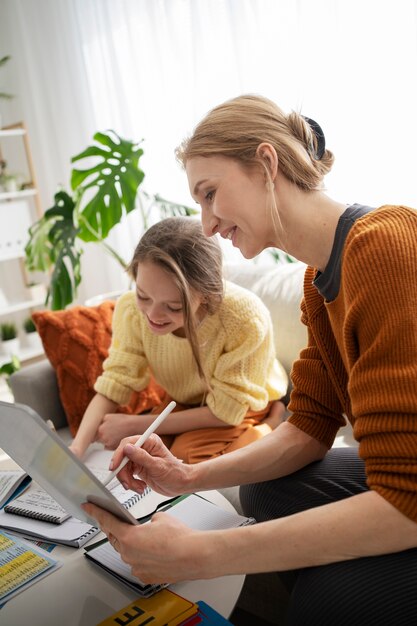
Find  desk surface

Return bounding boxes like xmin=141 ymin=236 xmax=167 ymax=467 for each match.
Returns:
xmin=0 ymin=453 xmax=244 ymax=626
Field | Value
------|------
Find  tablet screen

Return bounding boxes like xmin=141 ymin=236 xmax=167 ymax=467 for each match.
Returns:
xmin=0 ymin=401 xmax=138 ymax=526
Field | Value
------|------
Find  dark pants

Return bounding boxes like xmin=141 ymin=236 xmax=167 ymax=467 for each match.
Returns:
xmin=240 ymin=448 xmax=417 ymax=626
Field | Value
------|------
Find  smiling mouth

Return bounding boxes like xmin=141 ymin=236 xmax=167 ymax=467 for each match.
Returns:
xmin=225 ymin=226 xmax=237 ymax=240
xmin=148 ymin=318 xmax=170 ymax=328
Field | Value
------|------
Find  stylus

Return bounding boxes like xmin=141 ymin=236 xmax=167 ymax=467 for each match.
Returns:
xmin=101 ymin=400 xmax=176 ymax=487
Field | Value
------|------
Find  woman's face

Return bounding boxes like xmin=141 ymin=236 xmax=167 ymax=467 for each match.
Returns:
xmin=135 ymin=261 xmax=203 ymax=337
xmin=186 ymin=155 xmax=277 ymax=258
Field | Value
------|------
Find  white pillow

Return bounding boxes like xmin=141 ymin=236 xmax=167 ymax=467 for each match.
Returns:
xmin=224 ymin=262 xmax=307 ymax=375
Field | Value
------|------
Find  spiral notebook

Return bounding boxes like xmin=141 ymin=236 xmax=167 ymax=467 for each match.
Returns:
xmin=85 ymin=493 xmax=256 ymax=596
xmin=0 ymin=483 xmax=151 ymax=548
xmin=4 ymin=487 xmax=71 ymax=524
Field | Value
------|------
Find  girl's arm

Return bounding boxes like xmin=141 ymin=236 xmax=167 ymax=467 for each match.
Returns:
xmin=69 ymin=393 xmax=118 ymax=458
xmin=96 ymin=406 xmax=229 ymax=449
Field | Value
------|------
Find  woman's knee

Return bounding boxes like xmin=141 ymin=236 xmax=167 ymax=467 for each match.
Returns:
xmin=286 ymin=549 xmax=417 ymax=626
xmin=240 ymin=449 xmax=368 ymax=522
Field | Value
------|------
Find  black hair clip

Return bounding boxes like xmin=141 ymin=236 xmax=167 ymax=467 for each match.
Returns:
xmin=302 ymin=116 xmax=326 ymax=160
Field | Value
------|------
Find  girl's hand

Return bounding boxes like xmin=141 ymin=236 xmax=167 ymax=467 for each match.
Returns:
xmin=97 ymin=413 xmax=144 ymax=449
xmin=110 ymin=434 xmax=194 ymax=497
xmin=68 ymin=442 xmax=83 ymax=459
xmin=82 ymin=502 xmax=216 ymax=584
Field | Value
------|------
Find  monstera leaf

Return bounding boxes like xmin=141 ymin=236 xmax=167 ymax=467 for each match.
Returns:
xmin=25 ymin=191 xmax=82 ymax=310
xmin=25 ymin=129 xmax=194 ymax=310
xmin=71 ymin=131 xmax=145 ymax=242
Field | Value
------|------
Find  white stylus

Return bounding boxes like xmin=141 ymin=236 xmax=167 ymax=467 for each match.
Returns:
xmin=102 ymin=400 xmax=176 ymax=487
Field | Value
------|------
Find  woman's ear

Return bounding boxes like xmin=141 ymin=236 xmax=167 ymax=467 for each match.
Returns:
xmin=256 ymin=143 xmax=278 ymax=181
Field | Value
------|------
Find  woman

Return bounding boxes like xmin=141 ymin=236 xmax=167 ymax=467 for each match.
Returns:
xmin=71 ymin=216 xmax=287 ymax=463
xmin=83 ymin=95 xmax=417 ymax=625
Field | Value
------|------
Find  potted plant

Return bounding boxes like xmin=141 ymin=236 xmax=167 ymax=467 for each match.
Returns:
xmin=0 ymin=55 xmax=13 ymax=130
xmin=0 ymin=160 xmax=19 ymax=193
xmin=0 ymin=355 xmax=20 ymax=391
xmin=25 ymin=130 xmax=197 ymax=310
xmin=26 ymin=282 xmax=47 ymax=303
xmin=0 ymin=321 xmax=19 ymax=357
xmin=22 ymin=316 xmax=41 ymax=351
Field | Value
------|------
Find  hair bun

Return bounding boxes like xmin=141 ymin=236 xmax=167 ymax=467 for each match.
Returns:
xmin=302 ymin=116 xmax=326 ymax=160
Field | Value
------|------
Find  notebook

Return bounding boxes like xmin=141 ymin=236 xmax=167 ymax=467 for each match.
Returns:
xmin=0 ymin=478 xmax=161 ymax=548
xmin=0 ymin=473 xmax=174 ymax=547
xmin=0 ymin=469 xmax=32 ymax=509
xmin=0 ymin=508 xmax=100 ymax=548
xmin=4 ymin=486 xmax=71 ymax=524
xmin=84 ymin=493 xmax=256 ymax=597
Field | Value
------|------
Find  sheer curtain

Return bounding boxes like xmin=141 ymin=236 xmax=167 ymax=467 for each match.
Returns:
xmin=1 ymin=0 xmax=417 ymax=302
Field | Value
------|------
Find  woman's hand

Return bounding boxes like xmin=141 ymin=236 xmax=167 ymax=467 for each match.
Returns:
xmin=82 ymin=502 xmax=217 ymax=584
xmin=110 ymin=434 xmax=195 ymax=497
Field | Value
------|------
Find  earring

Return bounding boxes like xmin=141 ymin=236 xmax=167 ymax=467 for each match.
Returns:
xmin=265 ymin=180 xmax=275 ymax=192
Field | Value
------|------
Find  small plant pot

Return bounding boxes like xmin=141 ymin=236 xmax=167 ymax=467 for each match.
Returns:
xmin=24 ymin=331 xmax=42 ymax=352
xmin=1 ymin=337 xmax=20 ymax=358
xmin=4 ymin=178 xmax=18 ymax=193
xmin=26 ymin=283 xmax=47 ymax=302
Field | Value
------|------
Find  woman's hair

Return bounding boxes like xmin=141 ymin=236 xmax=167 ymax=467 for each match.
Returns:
xmin=128 ymin=217 xmax=224 ymax=388
xmin=176 ymin=94 xmax=334 ymax=191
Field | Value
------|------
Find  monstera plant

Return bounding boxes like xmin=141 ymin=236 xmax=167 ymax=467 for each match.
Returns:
xmin=25 ymin=131 xmax=196 ymax=309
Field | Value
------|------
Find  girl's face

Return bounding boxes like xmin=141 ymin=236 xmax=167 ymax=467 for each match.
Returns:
xmin=135 ymin=261 xmax=204 ymax=337
xmin=186 ymin=155 xmax=277 ymax=258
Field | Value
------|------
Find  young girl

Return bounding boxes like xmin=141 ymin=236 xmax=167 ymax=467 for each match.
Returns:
xmin=70 ymin=216 xmax=288 ymax=462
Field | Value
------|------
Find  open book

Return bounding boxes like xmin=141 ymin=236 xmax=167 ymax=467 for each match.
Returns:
xmin=0 ymin=470 xmax=32 ymax=509
xmin=84 ymin=493 xmax=256 ymax=597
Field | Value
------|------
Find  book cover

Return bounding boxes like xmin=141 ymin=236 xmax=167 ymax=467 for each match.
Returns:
xmin=195 ymin=601 xmax=233 ymax=624
xmin=96 ymin=589 xmax=199 ymax=626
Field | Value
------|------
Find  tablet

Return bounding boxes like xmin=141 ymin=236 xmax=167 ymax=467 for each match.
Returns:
xmin=0 ymin=401 xmax=138 ymax=526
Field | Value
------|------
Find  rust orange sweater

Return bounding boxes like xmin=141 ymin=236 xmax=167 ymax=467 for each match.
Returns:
xmin=288 ymin=205 xmax=417 ymax=522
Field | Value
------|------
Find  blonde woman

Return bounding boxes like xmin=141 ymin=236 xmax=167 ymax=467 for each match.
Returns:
xmin=84 ymin=96 xmax=417 ymax=626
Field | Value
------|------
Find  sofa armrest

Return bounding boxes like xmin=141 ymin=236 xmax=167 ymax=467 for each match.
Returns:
xmin=9 ymin=359 xmax=68 ymax=430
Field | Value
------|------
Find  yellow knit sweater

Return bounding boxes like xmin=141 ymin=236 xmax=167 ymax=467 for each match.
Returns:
xmin=288 ymin=205 xmax=417 ymax=522
xmin=95 ymin=281 xmax=287 ymax=425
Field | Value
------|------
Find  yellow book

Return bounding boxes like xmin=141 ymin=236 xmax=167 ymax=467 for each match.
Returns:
xmin=97 ymin=589 xmax=199 ymax=626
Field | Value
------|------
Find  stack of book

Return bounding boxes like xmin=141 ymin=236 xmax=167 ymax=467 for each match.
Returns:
xmin=97 ymin=589 xmax=234 ymax=625
xmin=0 ymin=469 xmax=171 ymax=548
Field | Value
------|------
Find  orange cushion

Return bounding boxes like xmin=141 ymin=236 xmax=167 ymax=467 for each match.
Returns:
xmin=33 ymin=302 xmax=164 ymax=437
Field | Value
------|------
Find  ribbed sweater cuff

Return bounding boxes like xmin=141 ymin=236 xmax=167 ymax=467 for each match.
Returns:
xmin=94 ymin=376 xmax=131 ymax=405
xmin=207 ymin=393 xmax=247 ymax=426
xmin=287 ymin=414 xmax=339 ymax=449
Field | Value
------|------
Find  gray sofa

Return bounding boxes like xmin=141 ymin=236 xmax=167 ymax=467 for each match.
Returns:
xmin=9 ymin=261 xmax=308 ymax=624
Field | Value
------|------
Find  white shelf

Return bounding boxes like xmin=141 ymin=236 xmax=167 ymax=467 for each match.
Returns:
xmin=0 ymin=189 xmax=37 ymax=202
xmin=0 ymin=345 xmax=44 ymax=367
xmin=0 ymin=128 xmax=26 ymax=137
xmin=0 ymin=297 xmax=46 ymax=317
xmin=0 ymin=250 xmax=25 ymax=262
